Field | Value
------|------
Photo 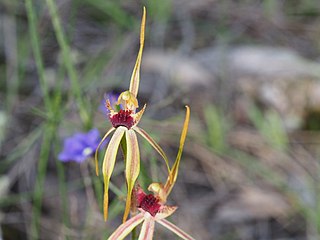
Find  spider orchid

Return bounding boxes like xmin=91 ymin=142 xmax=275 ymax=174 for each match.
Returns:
xmin=95 ymin=7 xmax=170 ymax=222
xmin=108 ymin=106 xmax=194 ymax=240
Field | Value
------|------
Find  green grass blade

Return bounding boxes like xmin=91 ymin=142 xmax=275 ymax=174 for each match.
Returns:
xmin=45 ymin=0 xmax=90 ymax=127
xmin=25 ymin=0 xmax=51 ymax=111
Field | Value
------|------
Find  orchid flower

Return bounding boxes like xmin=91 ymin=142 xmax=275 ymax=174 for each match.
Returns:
xmin=108 ymin=106 xmax=194 ymax=240
xmin=95 ymin=7 xmax=170 ymax=222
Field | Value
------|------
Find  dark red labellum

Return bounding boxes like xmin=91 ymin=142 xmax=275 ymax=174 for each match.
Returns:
xmin=138 ymin=194 xmax=161 ymax=217
xmin=109 ymin=110 xmax=135 ymax=129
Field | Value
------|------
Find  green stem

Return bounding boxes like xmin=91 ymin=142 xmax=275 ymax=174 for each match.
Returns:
xmin=56 ymin=157 xmax=70 ymax=240
xmin=30 ymin=123 xmax=55 ymax=239
xmin=45 ymin=0 xmax=90 ymax=127
xmin=25 ymin=0 xmax=51 ymax=112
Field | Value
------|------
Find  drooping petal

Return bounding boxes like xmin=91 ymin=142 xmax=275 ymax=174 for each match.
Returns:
xmin=164 ymin=106 xmax=190 ymax=196
xmin=123 ymin=129 xmax=140 ymax=222
xmin=157 ymin=218 xmax=195 ymax=240
xmin=95 ymin=127 xmax=115 ymax=176
xmin=138 ymin=214 xmax=155 ymax=240
xmin=108 ymin=213 xmax=144 ymax=240
xmin=134 ymin=126 xmax=170 ymax=172
xmin=102 ymin=127 xmax=126 ymax=221
xmin=129 ymin=7 xmax=146 ymax=97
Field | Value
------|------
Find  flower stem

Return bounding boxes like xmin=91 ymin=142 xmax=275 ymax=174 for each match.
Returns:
xmin=30 ymin=123 xmax=55 ymax=239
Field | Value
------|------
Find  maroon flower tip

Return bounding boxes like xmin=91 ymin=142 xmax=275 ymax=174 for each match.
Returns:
xmin=109 ymin=110 xmax=135 ymax=129
xmin=138 ymin=194 xmax=161 ymax=217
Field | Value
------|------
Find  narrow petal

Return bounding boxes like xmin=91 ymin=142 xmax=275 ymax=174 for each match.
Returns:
xmin=133 ymin=104 xmax=146 ymax=125
xmin=123 ymin=129 xmax=140 ymax=222
xmin=138 ymin=215 xmax=155 ymax=240
xmin=155 ymin=205 xmax=177 ymax=220
xmin=105 ymin=99 xmax=115 ymax=113
xmin=134 ymin=126 xmax=170 ymax=172
xmin=129 ymin=7 xmax=146 ymax=97
xmin=102 ymin=127 xmax=126 ymax=221
xmin=108 ymin=213 xmax=144 ymax=240
xmin=95 ymin=127 xmax=115 ymax=176
xmin=164 ymin=106 xmax=190 ymax=196
xmin=157 ymin=219 xmax=195 ymax=240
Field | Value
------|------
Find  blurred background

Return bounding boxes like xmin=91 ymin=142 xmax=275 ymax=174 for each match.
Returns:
xmin=1 ymin=0 xmax=320 ymax=239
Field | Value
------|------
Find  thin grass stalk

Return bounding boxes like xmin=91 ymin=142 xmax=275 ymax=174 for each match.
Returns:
xmin=25 ymin=0 xmax=51 ymax=111
xmin=30 ymin=123 xmax=55 ymax=239
xmin=91 ymin=168 xmax=103 ymax=212
xmin=45 ymin=0 xmax=90 ymax=127
xmin=3 ymin=14 xmax=19 ymax=112
xmin=2 ymin=126 xmax=42 ymax=168
xmin=55 ymin=156 xmax=70 ymax=240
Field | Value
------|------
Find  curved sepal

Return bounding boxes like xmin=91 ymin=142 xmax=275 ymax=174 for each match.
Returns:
xmin=95 ymin=127 xmax=115 ymax=176
xmin=157 ymin=218 xmax=195 ymax=240
xmin=123 ymin=129 xmax=140 ymax=222
xmin=102 ymin=127 xmax=126 ymax=221
xmin=164 ymin=106 xmax=190 ymax=196
xmin=134 ymin=126 xmax=170 ymax=172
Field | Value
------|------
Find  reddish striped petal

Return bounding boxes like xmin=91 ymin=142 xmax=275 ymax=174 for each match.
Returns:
xmin=129 ymin=7 xmax=146 ymax=97
xmin=123 ymin=129 xmax=140 ymax=222
xmin=108 ymin=213 xmax=144 ymax=240
xmin=157 ymin=218 xmax=195 ymax=240
xmin=138 ymin=215 xmax=155 ymax=240
xmin=102 ymin=127 xmax=126 ymax=221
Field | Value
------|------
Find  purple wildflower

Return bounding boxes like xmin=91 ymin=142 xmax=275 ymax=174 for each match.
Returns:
xmin=58 ymin=128 xmax=101 ymax=163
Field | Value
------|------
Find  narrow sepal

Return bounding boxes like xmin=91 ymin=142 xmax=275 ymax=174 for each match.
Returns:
xmin=102 ymin=127 xmax=126 ymax=221
xmin=165 ymin=106 xmax=190 ymax=196
xmin=123 ymin=129 xmax=140 ymax=222
xmin=108 ymin=213 xmax=144 ymax=240
xmin=157 ymin=218 xmax=195 ymax=240
xmin=134 ymin=104 xmax=146 ymax=125
xmin=134 ymin=126 xmax=170 ymax=172
xmin=95 ymin=127 xmax=115 ymax=176
xmin=129 ymin=7 xmax=146 ymax=97
xmin=155 ymin=205 xmax=177 ymax=220
xmin=138 ymin=214 xmax=155 ymax=240
xmin=105 ymin=99 xmax=114 ymax=113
